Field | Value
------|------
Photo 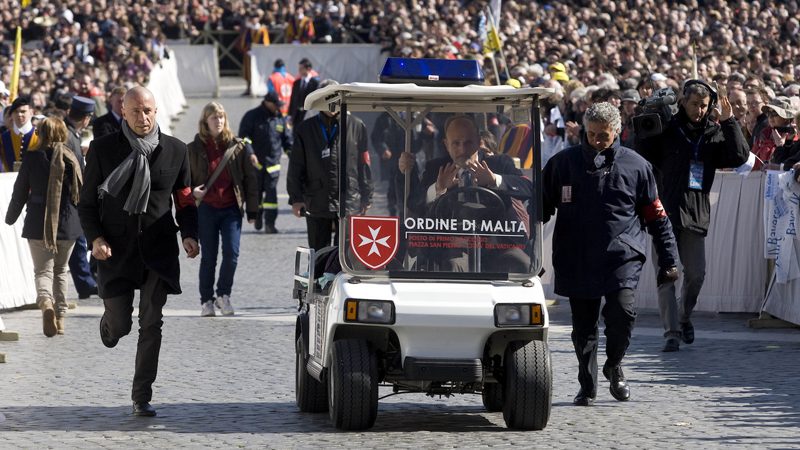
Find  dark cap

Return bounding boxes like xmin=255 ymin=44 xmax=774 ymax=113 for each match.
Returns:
xmin=264 ymin=91 xmax=284 ymax=106
xmin=70 ymin=95 xmax=95 ymax=115
xmin=9 ymin=95 xmax=31 ymax=113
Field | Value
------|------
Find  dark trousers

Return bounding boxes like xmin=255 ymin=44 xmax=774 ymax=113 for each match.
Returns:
xmin=69 ymin=235 xmax=97 ymax=296
xmin=258 ymin=169 xmax=280 ymax=226
xmin=306 ymin=215 xmax=338 ymax=251
xmin=102 ymin=270 xmax=168 ymax=403
xmin=569 ymin=288 xmax=636 ymax=396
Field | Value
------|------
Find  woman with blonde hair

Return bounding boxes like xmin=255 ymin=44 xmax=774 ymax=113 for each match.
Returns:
xmin=188 ymin=102 xmax=258 ymax=317
xmin=5 ymin=117 xmax=83 ymax=336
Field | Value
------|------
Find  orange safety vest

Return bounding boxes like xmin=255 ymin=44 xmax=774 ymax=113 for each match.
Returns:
xmin=269 ymin=71 xmax=296 ymax=116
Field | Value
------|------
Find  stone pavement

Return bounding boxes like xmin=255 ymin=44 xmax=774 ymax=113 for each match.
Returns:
xmin=2 ymin=79 xmax=800 ymax=449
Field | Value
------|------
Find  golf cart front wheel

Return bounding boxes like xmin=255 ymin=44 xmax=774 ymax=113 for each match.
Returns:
xmin=328 ymin=339 xmax=378 ymax=430
xmin=502 ymin=340 xmax=552 ymax=430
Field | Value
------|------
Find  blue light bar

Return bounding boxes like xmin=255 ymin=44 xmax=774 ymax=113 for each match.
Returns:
xmin=380 ymin=58 xmax=485 ymax=87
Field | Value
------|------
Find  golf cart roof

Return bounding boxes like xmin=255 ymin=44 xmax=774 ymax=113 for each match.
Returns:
xmin=304 ymin=83 xmax=556 ymax=113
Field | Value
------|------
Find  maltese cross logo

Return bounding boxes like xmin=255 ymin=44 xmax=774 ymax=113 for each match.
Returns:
xmin=349 ymin=216 xmax=399 ymax=269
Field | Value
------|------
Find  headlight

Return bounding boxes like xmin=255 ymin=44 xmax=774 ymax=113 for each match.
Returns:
xmin=495 ymin=304 xmax=543 ymax=327
xmin=344 ymin=299 xmax=395 ymax=324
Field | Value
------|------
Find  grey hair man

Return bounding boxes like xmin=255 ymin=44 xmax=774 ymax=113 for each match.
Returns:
xmin=543 ymin=102 xmax=678 ymax=406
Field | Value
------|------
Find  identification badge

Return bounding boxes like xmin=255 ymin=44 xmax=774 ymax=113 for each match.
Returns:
xmin=321 ymin=147 xmax=331 ymax=158
xmin=562 ymin=185 xmax=572 ymax=203
xmin=275 ymin=124 xmax=284 ymax=132
xmin=688 ymin=161 xmax=704 ymax=190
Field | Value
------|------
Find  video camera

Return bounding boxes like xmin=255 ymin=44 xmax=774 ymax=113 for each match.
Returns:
xmin=632 ymin=87 xmax=677 ymax=139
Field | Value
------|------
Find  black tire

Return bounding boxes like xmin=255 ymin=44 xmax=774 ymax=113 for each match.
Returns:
xmin=502 ymin=340 xmax=552 ymax=430
xmin=328 ymin=339 xmax=378 ymax=430
xmin=296 ymin=336 xmax=328 ymax=412
xmin=482 ymin=382 xmax=504 ymax=412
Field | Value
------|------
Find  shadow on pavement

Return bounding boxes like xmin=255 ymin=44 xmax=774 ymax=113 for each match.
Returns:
xmin=0 ymin=402 xmax=505 ymax=433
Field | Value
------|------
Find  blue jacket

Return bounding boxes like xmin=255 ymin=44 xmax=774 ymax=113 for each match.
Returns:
xmin=239 ymin=104 xmax=293 ymax=168
xmin=543 ymin=140 xmax=678 ymax=298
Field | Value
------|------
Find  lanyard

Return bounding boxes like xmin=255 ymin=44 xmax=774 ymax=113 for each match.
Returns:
xmin=318 ymin=116 xmax=338 ymax=148
xmin=678 ymin=126 xmax=703 ymax=161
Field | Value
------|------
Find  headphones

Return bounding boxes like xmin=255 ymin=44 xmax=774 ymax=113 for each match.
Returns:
xmin=682 ymin=79 xmax=718 ymax=110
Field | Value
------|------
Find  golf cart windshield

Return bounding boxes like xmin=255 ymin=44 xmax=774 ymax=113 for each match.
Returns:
xmin=305 ymin=83 xmax=551 ymax=280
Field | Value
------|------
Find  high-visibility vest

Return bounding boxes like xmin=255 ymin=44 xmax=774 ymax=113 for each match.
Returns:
xmin=269 ymin=71 xmax=296 ymax=116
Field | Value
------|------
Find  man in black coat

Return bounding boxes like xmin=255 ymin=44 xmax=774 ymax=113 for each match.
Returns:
xmin=544 ymin=102 xmax=678 ymax=406
xmin=638 ymin=81 xmax=749 ymax=350
xmin=398 ymin=114 xmax=532 ymax=272
xmin=92 ymin=86 xmax=126 ymax=139
xmin=287 ymin=58 xmax=319 ymax=129
xmin=78 ymin=87 xmax=199 ymax=417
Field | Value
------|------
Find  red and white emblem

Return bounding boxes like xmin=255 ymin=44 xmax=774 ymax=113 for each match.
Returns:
xmin=349 ymin=216 xmax=399 ymax=269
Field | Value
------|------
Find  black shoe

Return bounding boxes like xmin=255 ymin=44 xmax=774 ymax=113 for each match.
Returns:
xmin=79 ymin=285 xmax=98 ymax=299
xmin=264 ymin=223 xmax=278 ymax=234
xmin=132 ymin=401 xmax=157 ymax=417
xmin=662 ymin=337 xmax=680 ymax=352
xmin=603 ymin=362 xmax=630 ymax=402
xmin=680 ymin=321 xmax=695 ymax=344
xmin=99 ymin=314 xmax=118 ymax=349
xmin=573 ymin=389 xmax=595 ymax=406
xmin=254 ymin=210 xmax=263 ymax=231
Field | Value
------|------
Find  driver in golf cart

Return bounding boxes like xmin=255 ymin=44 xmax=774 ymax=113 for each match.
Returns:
xmin=397 ymin=114 xmax=532 ymax=273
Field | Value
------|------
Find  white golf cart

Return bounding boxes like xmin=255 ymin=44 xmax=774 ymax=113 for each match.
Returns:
xmin=293 ymin=59 xmax=554 ymax=430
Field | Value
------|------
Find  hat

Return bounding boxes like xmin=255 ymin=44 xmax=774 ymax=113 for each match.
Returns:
xmin=549 ymin=62 xmax=569 ymax=82
xmin=9 ymin=95 xmax=31 ymax=113
xmin=0 ymin=81 xmax=9 ymax=97
xmin=70 ymin=95 xmax=95 ymax=115
xmin=264 ymin=91 xmax=284 ymax=106
xmin=763 ymin=96 xmax=795 ymax=119
xmin=620 ymin=89 xmax=641 ymax=103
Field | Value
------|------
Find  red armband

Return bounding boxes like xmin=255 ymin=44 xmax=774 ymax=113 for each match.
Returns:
xmin=641 ymin=198 xmax=667 ymax=223
xmin=174 ymin=186 xmax=194 ymax=210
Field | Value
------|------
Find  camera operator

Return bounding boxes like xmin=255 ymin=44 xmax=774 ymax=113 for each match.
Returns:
xmin=637 ymin=80 xmax=749 ymax=352
xmin=754 ymin=97 xmax=797 ymax=170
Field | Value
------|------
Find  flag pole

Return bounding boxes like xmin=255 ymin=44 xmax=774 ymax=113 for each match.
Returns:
xmin=485 ymin=9 xmax=510 ymax=82
xmin=9 ymin=26 xmax=21 ymax=102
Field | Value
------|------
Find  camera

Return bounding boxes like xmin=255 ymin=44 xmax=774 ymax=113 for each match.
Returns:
xmin=632 ymin=88 xmax=678 ymax=139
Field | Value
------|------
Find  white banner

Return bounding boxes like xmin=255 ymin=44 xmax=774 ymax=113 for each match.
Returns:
xmin=763 ymin=170 xmax=800 ymax=283
xmin=248 ymin=44 xmax=387 ymax=96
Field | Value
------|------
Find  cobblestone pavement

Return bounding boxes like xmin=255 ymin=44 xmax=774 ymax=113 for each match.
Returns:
xmin=2 ymin=80 xmax=800 ymax=449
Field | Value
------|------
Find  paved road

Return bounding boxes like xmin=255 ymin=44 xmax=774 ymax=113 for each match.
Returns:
xmin=2 ymin=79 xmax=800 ymax=449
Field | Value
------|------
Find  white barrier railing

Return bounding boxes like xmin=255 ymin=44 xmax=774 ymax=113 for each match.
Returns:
xmin=147 ymin=49 xmax=188 ymax=136
xmin=170 ymin=44 xmax=220 ymax=97
xmin=0 ymin=172 xmax=36 ymax=310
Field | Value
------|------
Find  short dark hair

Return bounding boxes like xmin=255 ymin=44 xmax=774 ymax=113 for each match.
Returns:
xmin=299 ymin=58 xmax=312 ymax=69
xmin=684 ymin=82 xmax=711 ymax=99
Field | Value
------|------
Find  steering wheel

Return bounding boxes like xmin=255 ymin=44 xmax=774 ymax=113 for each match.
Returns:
xmin=430 ymin=185 xmax=507 ymax=222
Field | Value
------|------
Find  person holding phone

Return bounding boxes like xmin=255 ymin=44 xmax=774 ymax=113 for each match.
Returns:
xmin=770 ymin=109 xmax=800 ymax=169
xmin=752 ymin=96 xmax=796 ymax=170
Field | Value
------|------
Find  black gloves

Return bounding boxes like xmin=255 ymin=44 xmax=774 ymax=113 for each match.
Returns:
xmin=657 ymin=266 xmax=679 ymax=286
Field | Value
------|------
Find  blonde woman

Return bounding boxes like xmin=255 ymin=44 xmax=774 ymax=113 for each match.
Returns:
xmin=5 ymin=117 xmax=83 ymax=336
xmin=188 ymin=102 xmax=258 ymax=317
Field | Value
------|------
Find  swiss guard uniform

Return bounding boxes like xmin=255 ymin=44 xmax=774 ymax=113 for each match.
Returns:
xmin=1 ymin=97 xmax=39 ymax=172
xmin=543 ymin=138 xmax=678 ymax=403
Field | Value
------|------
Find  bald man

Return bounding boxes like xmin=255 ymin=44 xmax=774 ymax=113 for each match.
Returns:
xmin=79 ymin=86 xmax=199 ymax=417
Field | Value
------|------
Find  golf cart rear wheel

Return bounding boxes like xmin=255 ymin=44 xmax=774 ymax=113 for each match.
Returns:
xmin=482 ymin=382 xmax=504 ymax=412
xmin=502 ymin=340 xmax=552 ymax=430
xmin=328 ymin=339 xmax=378 ymax=430
xmin=296 ymin=336 xmax=328 ymax=412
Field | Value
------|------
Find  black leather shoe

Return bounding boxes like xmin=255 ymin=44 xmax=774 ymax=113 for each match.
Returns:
xmin=99 ymin=314 xmax=118 ymax=349
xmin=79 ymin=286 xmax=98 ymax=300
xmin=573 ymin=389 xmax=595 ymax=406
xmin=680 ymin=321 xmax=695 ymax=344
xmin=603 ymin=363 xmax=630 ymax=402
xmin=264 ymin=224 xmax=278 ymax=234
xmin=662 ymin=337 xmax=680 ymax=352
xmin=132 ymin=401 xmax=157 ymax=417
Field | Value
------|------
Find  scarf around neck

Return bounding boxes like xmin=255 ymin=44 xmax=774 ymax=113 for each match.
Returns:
xmin=97 ymin=121 xmax=159 ymax=214
xmin=44 ymin=143 xmax=82 ymax=252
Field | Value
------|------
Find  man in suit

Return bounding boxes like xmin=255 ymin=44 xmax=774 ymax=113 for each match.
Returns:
xmin=288 ymin=58 xmax=320 ymax=129
xmin=78 ymin=86 xmax=199 ymax=417
xmin=398 ymin=115 xmax=532 ymax=272
xmin=93 ymin=86 xmax=126 ymax=139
